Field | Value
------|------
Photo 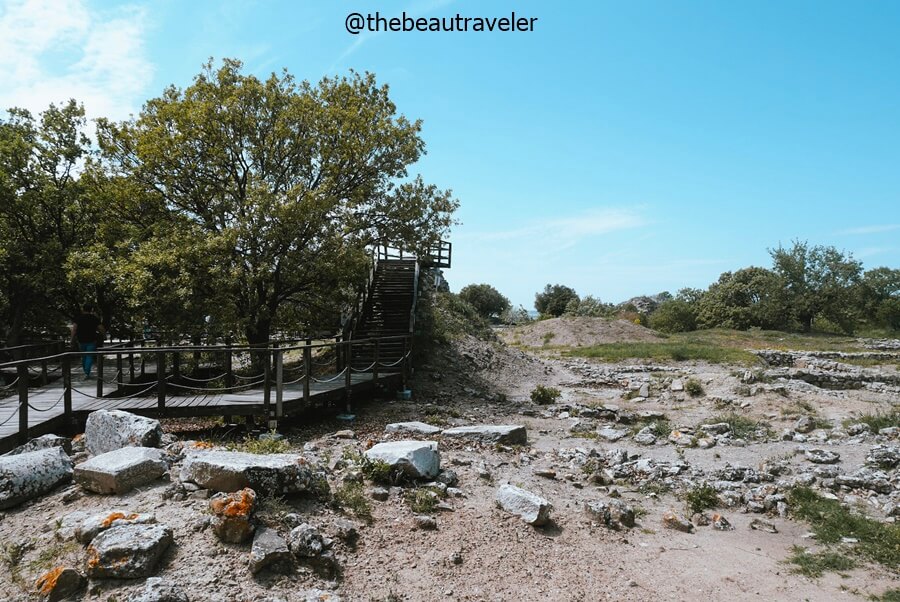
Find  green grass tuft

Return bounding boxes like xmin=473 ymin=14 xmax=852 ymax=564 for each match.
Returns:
xmin=684 ymin=378 xmax=704 ymax=397
xmin=787 ymin=545 xmax=856 ymax=577
xmin=846 ymin=409 xmax=900 ymax=433
xmin=702 ymin=412 xmax=769 ymax=439
xmin=566 ymin=341 xmax=758 ymax=365
xmin=334 ymin=481 xmax=373 ymax=522
xmin=530 ymin=384 xmax=561 ymax=405
xmin=683 ymin=482 xmax=719 ymax=515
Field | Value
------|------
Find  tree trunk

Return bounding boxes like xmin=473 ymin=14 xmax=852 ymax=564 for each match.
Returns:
xmin=246 ymin=317 xmax=271 ymax=374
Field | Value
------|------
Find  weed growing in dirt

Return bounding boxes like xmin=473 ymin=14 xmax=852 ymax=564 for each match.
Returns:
xmin=404 ymin=488 xmax=443 ymax=514
xmin=530 ymin=384 xmax=561 ymax=405
xmin=631 ymin=418 xmax=672 ymax=438
xmin=788 ymin=487 xmax=900 ymax=569
xmin=847 ymin=409 xmax=900 ymax=432
xmin=870 ymin=589 xmax=900 ymax=602
xmin=227 ymin=431 xmax=290 ymax=454
xmin=683 ymin=483 xmax=719 ymax=515
xmin=334 ymin=482 xmax=373 ymax=522
xmin=684 ymin=378 xmax=704 ymax=397
xmin=702 ymin=413 xmax=768 ymax=439
xmin=787 ymin=546 xmax=856 ymax=577
xmin=256 ymin=495 xmax=292 ymax=526
xmin=362 ymin=459 xmax=397 ymax=485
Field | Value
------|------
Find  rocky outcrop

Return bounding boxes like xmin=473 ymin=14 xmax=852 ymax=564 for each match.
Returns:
xmin=0 ymin=446 xmax=73 ymax=510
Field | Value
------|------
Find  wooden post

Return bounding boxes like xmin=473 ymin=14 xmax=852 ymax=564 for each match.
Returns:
xmin=225 ymin=337 xmax=233 ymax=390
xmin=129 ymin=349 xmax=135 ymax=382
xmin=344 ymin=339 xmax=352 ymax=412
xmin=401 ymin=337 xmax=409 ymax=389
xmin=17 ymin=365 xmax=28 ymax=445
xmin=275 ymin=348 xmax=283 ymax=418
xmin=96 ymin=353 xmax=104 ymax=398
xmin=62 ymin=355 xmax=73 ymax=433
xmin=263 ymin=354 xmax=272 ymax=428
xmin=156 ymin=351 xmax=166 ymax=414
xmin=172 ymin=351 xmax=181 ymax=382
xmin=116 ymin=353 xmax=124 ymax=394
xmin=40 ymin=359 xmax=48 ymax=386
xmin=303 ymin=344 xmax=311 ymax=404
xmin=373 ymin=339 xmax=380 ymax=384
xmin=140 ymin=339 xmax=146 ymax=376
xmin=335 ymin=335 xmax=342 ymax=372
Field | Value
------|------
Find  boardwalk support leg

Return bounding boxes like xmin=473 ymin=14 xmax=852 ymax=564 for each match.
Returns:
xmin=156 ymin=351 xmax=166 ymax=415
xmin=17 ymin=365 xmax=28 ymax=446
xmin=96 ymin=353 xmax=104 ymax=398
xmin=62 ymin=355 xmax=73 ymax=434
xmin=344 ymin=340 xmax=352 ymax=414
xmin=116 ymin=353 xmax=124 ymax=395
xmin=275 ymin=349 xmax=283 ymax=420
xmin=303 ymin=344 xmax=311 ymax=405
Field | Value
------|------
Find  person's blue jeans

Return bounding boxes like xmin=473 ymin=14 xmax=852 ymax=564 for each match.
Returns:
xmin=79 ymin=342 xmax=97 ymax=376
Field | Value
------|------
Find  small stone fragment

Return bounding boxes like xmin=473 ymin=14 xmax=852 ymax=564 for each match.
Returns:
xmin=76 ymin=512 xmax=156 ymax=544
xmin=662 ymin=510 xmax=694 ymax=533
xmin=805 ymin=449 xmax=840 ymax=464
xmin=385 ymin=422 xmax=442 ymax=436
xmin=711 ymin=513 xmax=734 ymax=531
xmin=413 ymin=515 xmax=438 ymax=530
xmin=364 ymin=441 xmax=440 ymax=479
xmin=249 ymin=527 xmax=291 ymax=574
xmin=126 ymin=577 xmax=189 ymax=602
xmin=86 ymin=523 xmax=173 ymax=579
xmin=749 ymin=518 xmax=778 ymax=533
xmin=495 ymin=484 xmax=551 ymax=526
xmin=370 ymin=487 xmax=389 ymax=501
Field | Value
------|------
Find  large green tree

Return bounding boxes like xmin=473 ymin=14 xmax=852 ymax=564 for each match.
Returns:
xmin=535 ymin=284 xmax=579 ymax=317
xmin=96 ymin=60 xmax=457 ymax=345
xmin=769 ymin=241 xmax=862 ymax=333
xmin=458 ymin=283 xmax=510 ymax=320
xmin=0 ymin=101 xmax=95 ymax=345
xmin=696 ymin=267 xmax=790 ymax=330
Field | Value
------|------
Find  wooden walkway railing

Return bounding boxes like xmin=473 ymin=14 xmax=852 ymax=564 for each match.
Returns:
xmin=0 ymin=335 xmax=411 ymax=450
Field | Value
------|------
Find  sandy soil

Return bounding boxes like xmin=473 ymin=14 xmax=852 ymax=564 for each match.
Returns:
xmin=497 ymin=317 xmax=663 ymax=348
xmin=1 ymin=322 xmax=898 ymax=602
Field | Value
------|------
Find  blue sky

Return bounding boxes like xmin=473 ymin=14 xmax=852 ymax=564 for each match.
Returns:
xmin=2 ymin=0 xmax=898 ymax=308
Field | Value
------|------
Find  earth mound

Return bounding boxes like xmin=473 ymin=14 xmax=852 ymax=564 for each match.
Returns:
xmin=499 ymin=316 xmax=664 ymax=348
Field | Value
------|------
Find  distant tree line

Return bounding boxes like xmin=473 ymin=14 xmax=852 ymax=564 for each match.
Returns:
xmin=532 ymin=241 xmax=899 ymax=335
xmin=0 ymin=59 xmax=457 ymax=346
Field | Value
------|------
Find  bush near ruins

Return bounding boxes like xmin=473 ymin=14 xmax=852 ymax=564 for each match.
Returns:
xmin=535 ymin=284 xmax=579 ymax=318
xmin=531 ymin=384 xmax=561 ymax=405
xmin=459 ymin=283 xmax=511 ymax=321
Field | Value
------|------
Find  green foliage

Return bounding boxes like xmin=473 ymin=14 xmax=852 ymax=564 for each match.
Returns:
xmin=649 ymin=299 xmax=697 ymax=333
xmin=227 ymin=432 xmax=291 ymax=454
xmin=567 ymin=342 xmax=757 ymax=365
xmin=702 ymin=413 xmax=766 ymax=439
xmin=428 ymin=291 xmax=495 ymax=343
xmin=871 ymin=589 xmax=900 ymax=602
xmin=534 ymin=284 xmax=579 ymax=317
xmin=770 ymin=241 xmax=863 ymax=333
xmin=684 ymin=378 xmax=704 ymax=397
xmin=787 ymin=546 xmax=856 ymax=577
xmin=564 ymin=295 xmax=615 ymax=318
xmin=361 ymin=459 xmax=397 ymax=485
xmin=788 ymin=486 xmax=900 ymax=569
xmin=530 ymin=384 xmax=561 ymax=405
xmin=404 ymin=487 xmax=443 ymax=514
xmin=458 ymin=283 xmax=510 ymax=320
xmin=847 ymin=409 xmax=900 ymax=434
xmin=499 ymin=304 xmax=533 ymax=325
xmin=333 ymin=481 xmax=373 ymax=521
xmin=683 ymin=482 xmax=719 ymax=515
xmin=696 ymin=267 xmax=791 ymax=331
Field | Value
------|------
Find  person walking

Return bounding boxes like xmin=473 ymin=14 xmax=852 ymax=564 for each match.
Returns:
xmin=71 ymin=304 xmax=105 ymax=379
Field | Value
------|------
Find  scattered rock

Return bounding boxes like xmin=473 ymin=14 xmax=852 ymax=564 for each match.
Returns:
xmin=661 ymin=510 xmax=694 ymax=533
xmin=692 ymin=513 xmax=711 ymax=526
xmin=441 ymin=424 xmax=527 ymax=445
xmin=332 ymin=518 xmax=359 ymax=546
xmin=34 ymin=566 xmax=84 ymax=601
xmin=671 ymin=379 xmax=684 ymax=392
xmin=4 ymin=434 xmax=72 ymax=457
xmin=181 ymin=450 xmax=316 ymax=493
xmin=86 ymin=523 xmax=173 ymax=579
xmin=84 ymin=410 xmax=162 ymax=456
xmin=711 ymin=513 xmax=734 ymax=531
xmin=413 ymin=515 xmax=438 ymax=530
xmin=794 ymin=416 xmax=816 ymax=434
xmin=866 ymin=445 xmax=900 ymax=468
xmin=249 ymin=526 xmax=291 ymax=574
xmin=585 ymin=500 xmax=635 ymax=529
xmin=632 ymin=427 xmax=657 ymax=446
xmin=126 ymin=577 xmax=189 ymax=602
xmin=370 ymin=487 xmax=389 ymax=501
xmin=495 ymin=484 xmax=551 ymax=526
xmin=597 ymin=427 xmax=629 ymax=442
xmin=749 ymin=518 xmax=778 ymax=533
xmin=210 ymin=488 xmax=256 ymax=543
xmin=288 ymin=523 xmax=332 ymax=558
xmin=805 ymin=449 xmax=841 ymax=464
xmin=0 ymin=446 xmax=73 ymax=510
xmin=385 ymin=422 xmax=442 ymax=436
xmin=73 ymin=447 xmax=167 ymax=494
xmin=364 ymin=441 xmax=440 ymax=480
xmin=435 ymin=469 xmax=459 ymax=487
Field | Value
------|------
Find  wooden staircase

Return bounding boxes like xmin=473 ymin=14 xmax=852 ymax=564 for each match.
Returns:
xmin=349 ymin=259 xmax=418 ymax=371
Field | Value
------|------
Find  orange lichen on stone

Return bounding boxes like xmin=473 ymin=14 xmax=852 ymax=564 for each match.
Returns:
xmin=192 ymin=441 xmax=214 ymax=449
xmin=86 ymin=547 xmax=100 ymax=569
xmin=72 ymin=434 xmax=84 ymax=443
xmin=35 ymin=566 xmax=64 ymax=594
xmin=210 ymin=488 xmax=256 ymax=518
xmin=101 ymin=512 xmax=139 ymax=528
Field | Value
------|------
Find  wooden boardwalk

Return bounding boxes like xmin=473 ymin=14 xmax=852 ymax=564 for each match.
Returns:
xmin=0 ymin=370 xmax=399 ymax=453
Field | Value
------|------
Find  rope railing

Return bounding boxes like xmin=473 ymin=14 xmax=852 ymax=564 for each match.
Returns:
xmin=27 ymin=390 xmax=66 ymax=412
xmin=311 ymin=367 xmax=349 ymax=383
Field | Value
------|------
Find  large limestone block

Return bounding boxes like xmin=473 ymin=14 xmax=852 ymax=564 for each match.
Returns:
xmin=0 ymin=446 xmax=73 ymax=510
xmin=74 ymin=447 xmax=167 ymax=494
xmin=495 ymin=484 xmax=551 ymax=526
xmin=364 ymin=441 xmax=440 ymax=479
xmin=3 ymin=434 xmax=72 ymax=456
xmin=441 ymin=424 xmax=527 ymax=445
xmin=385 ymin=421 xmax=442 ymax=436
xmin=180 ymin=450 xmax=315 ymax=493
xmin=84 ymin=410 xmax=162 ymax=456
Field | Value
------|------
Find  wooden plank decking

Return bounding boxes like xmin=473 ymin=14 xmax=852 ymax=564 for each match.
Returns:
xmin=0 ymin=370 xmax=400 ymax=453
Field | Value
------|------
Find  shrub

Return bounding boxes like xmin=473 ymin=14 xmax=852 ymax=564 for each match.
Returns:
xmin=683 ymin=482 xmax=719 ymax=515
xmin=535 ymin=284 xmax=579 ymax=317
xmin=458 ymin=283 xmax=510 ymax=320
xmin=684 ymin=378 xmax=704 ymax=397
xmin=530 ymin=384 xmax=561 ymax=405
xmin=333 ymin=482 xmax=372 ymax=521
xmin=649 ymin=300 xmax=697 ymax=333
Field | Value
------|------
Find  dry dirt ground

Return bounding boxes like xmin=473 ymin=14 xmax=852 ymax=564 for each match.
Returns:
xmin=1 ymin=318 xmax=899 ymax=602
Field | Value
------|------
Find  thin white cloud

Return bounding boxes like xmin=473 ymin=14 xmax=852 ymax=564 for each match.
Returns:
xmin=838 ymin=224 xmax=900 ymax=235
xmin=0 ymin=0 xmax=153 ymax=122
